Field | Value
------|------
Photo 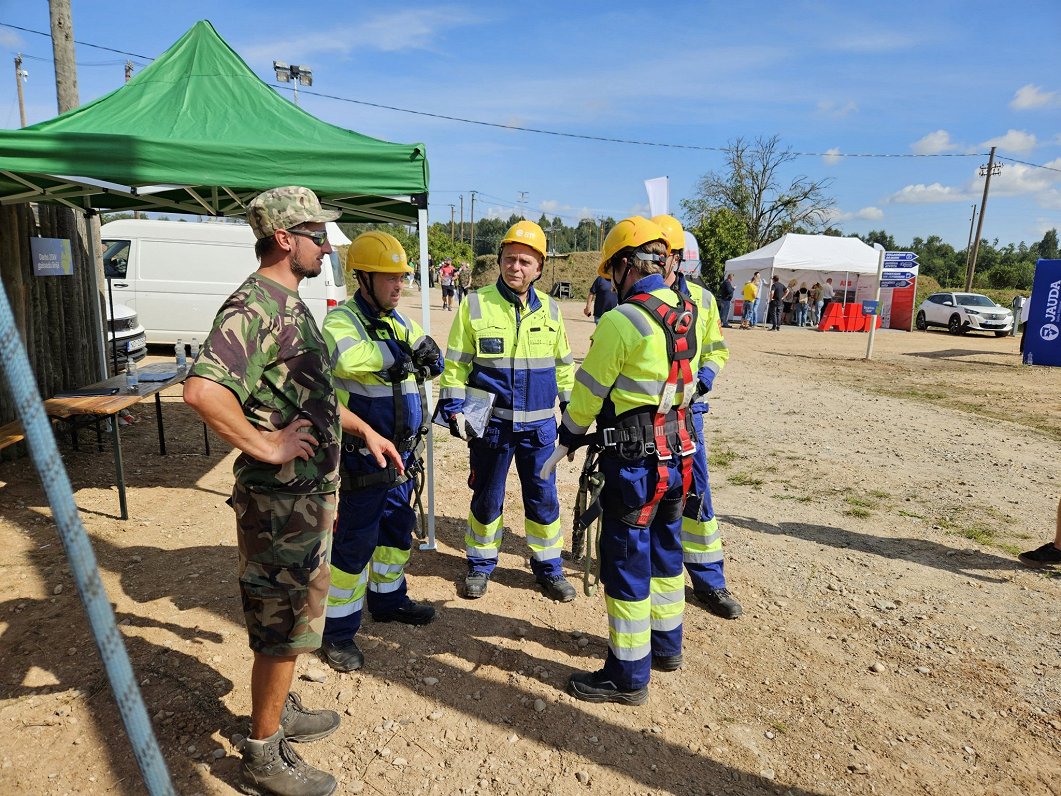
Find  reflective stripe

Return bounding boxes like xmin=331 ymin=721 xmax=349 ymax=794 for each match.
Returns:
xmin=467 ymin=292 xmax=482 ymax=321
xmin=650 ymin=615 xmax=683 ymax=632
xmin=606 ymin=594 xmax=651 ymax=660
xmin=682 ymin=529 xmax=722 ymax=547
xmin=473 ymin=355 xmax=556 ymax=370
xmin=615 ymin=303 xmax=655 ymax=337
xmin=558 ymin=389 xmax=572 ymax=403
xmin=683 ymin=550 xmax=724 ymax=564
xmin=447 ymin=347 xmax=473 ymax=364
xmin=558 ymin=352 xmax=574 ymax=366
xmin=608 ymin=615 xmax=651 ymax=635
xmin=467 ymin=515 xmax=503 ymax=547
xmin=576 ymin=367 xmax=610 ymax=399
xmin=368 ymin=575 xmax=406 ymax=594
xmin=562 ymin=413 xmax=590 ymax=435
xmin=439 ymin=386 xmax=466 ymax=401
xmin=465 ymin=546 xmax=499 ymax=561
xmin=703 ymin=340 xmax=728 ymax=354
xmin=371 ymin=562 xmax=405 ymax=576
xmin=548 ymin=301 xmax=560 ymax=322
xmin=325 ymin=599 xmax=363 ymax=618
xmin=334 ymin=377 xmax=420 ymax=398
xmin=614 ymin=373 xmax=665 ymax=397
xmin=492 ymin=406 xmax=556 ymax=423
xmin=704 ymin=360 xmax=721 ymax=376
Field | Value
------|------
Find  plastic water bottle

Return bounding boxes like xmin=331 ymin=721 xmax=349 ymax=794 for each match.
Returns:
xmin=189 ymin=337 xmax=200 ymax=361
xmin=175 ymin=338 xmax=186 ymax=368
xmin=125 ymin=361 xmax=139 ymax=392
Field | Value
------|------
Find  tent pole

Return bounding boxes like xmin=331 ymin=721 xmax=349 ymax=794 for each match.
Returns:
xmin=83 ymin=210 xmax=109 ymax=380
xmin=842 ymin=270 xmax=849 ymax=309
xmin=417 ymin=207 xmax=436 ymax=551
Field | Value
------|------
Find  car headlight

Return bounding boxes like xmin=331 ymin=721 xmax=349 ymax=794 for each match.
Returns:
xmin=964 ymin=309 xmax=980 ymax=315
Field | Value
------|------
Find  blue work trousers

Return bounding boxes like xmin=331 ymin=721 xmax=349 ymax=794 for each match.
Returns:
xmin=683 ymin=410 xmax=727 ymax=591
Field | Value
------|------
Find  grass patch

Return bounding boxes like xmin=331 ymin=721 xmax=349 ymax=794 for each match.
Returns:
xmin=708 ymin=446 xmax=738 ymax=470
xmin=898 ymin=509 xmax=925 ymax=519
xmin=844 ymin=507 xmax=873 ymax=519
xmin=845 ymin=495 xmax=880 ymax=510
xmin=770 ymin=721 xmax=789 ymax=734
xmin=868 ymin=490 xmax=890 ymax=500
xmin=729 ymin=472 xmax=765 ymax=488
xmin=948 ymin=524 xmax=998 ymax=547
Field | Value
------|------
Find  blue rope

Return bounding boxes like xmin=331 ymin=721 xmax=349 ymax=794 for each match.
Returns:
xmin=0 ymin=285 xmax=174 ymax=794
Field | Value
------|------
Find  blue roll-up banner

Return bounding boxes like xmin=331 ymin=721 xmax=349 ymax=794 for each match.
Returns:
xmin=1023 ymin=259 xmax=1061 ymax=367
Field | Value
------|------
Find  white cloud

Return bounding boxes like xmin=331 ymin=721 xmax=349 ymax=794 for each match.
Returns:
xmin=889 ymin=183 xmax=972 ymax=204
xmin=981 ymin=129 xmax=1037 ymax=154
xmin=240 ymin=9 xmax=480 ymax=61
xmin=540 ymin=200 xmax=596 ymax=222
xmin=1010 ymin=84 xmax=1060 ymax=111
xmin=828 ymin=206 xmax=884 ymax=222
xmin=822 ymin=148 xmax=843 ymax=166
xmin=0 ymin=30 xmax=21 ymax=48
xmin=911 ymin=130 xmax=959 ymax=155
xmin=817 ymin=100 xmax=858 ymax=118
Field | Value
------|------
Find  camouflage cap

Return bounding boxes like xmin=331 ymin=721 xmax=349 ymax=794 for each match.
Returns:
xmin=246 ymin=186 xmax=341 ymax=240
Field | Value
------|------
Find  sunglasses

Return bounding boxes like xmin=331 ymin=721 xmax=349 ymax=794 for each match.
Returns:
xmin=287 ymin=228 xmax=328 ymax=247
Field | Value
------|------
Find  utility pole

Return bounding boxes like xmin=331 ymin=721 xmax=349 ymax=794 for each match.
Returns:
xmin=963 ymin=203 xmax=977 ymax=274
xmin=124 ymin=60 xmax=134 ymax=82
xmin=965 ymin=146 xmax=1001 ymax=291
xmin=517 ymin=191 xmax=528 ymax=219
xmin=49 ymin=0 xmax=80 ymax=113
xmin=14 ymin=55 xmax=27 ymax=127
xmin=449 ymin=205 xmax=455 ymax=241
xmin=470 ymin=191 xmax=477 ymax=258
xmin=459 ymin=194 xmax=464 ymax=243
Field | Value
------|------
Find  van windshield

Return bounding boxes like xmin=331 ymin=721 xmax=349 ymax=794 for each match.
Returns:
xmin=328 ymin=251 xmax=345 ymax=287
xmin=102 ymin=239 xmax=131 ymax=278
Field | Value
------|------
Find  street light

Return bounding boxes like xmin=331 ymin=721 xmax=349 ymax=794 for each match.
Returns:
xmin=273 ymin=60 xmax=313 ymax=105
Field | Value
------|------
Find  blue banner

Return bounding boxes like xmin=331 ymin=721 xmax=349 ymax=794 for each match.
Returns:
xmin=1023 ymin=259 xmax=1061 ymax=367
xmin=30 ymin=237 xmax=73 ymax=276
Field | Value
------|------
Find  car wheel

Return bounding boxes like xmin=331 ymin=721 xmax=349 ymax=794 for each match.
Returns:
xmin=994 ymin=330 xmax=1009 ymax=338
xmin=915 ymin=311 xmax=928 ymax=331
xmin=948 ymin=314 xmax=966 ymax=335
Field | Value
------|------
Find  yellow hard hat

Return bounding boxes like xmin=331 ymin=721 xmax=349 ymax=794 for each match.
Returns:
xmin=500 ymin=220 xmax=547 ymax=260
xmin=650 ymin=214 xmax=685 ymax=253
xmin=598 ymin=216 xmax=667 ymax=279
xmin=346 ymin=230 xmax=413 ymax=274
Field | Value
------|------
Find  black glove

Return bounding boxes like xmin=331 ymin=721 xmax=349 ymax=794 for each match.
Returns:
xmin=448 ymin=412 xmax=477 ymax=440
xmin=559 ymin=401 xmax=569 ymax=415
xmin=413 ymin=336 xmax=444 ymax=378
xmin=383 ymin=354 xmax=416 ymax=383
xmin=694 ymin=379 xmax=710 ymax=398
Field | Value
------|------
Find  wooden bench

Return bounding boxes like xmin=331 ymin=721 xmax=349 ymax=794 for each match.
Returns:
xmin=0 ymin=419 xmax=26 ymax=452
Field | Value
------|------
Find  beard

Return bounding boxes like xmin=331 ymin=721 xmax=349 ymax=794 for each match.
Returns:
xmin=290 ymin=250 xmax=322 ymax=279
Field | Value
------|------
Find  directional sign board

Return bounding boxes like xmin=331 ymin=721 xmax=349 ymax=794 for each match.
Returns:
xmin=881 ymin=271 xmax=916 ymax=280
xmin=884 ymin=251 xmax=918 ymax=262
xmin=881 ymin=279 xmax=913 ymax=288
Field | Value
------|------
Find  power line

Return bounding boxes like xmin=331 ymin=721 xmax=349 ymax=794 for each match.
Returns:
xmin=0 ymin=22 xmax=153 ymax=60
xmin=995 ymin=154 xmax=1061 ymax=174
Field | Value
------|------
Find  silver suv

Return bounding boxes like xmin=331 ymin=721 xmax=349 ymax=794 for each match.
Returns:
xmin=915 ymin=292 xmax=1013 ymax=337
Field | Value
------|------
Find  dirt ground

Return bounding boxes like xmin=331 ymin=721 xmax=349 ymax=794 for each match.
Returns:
xmin=1 ymin=286 xmax=1058 ymax=796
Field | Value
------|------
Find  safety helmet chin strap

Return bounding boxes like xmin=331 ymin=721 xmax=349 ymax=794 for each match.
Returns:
xmin=614 ymin=250 xmax=665 ymax=303
xmin=357 ymin=271 xmax=388 ymax=315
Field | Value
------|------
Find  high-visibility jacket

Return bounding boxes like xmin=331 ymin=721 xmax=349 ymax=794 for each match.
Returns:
xmin=440 ymin=279 xmax=574 ymax=430
xmin=561 ymin=274 xmax=708 ymax=442
xmin=323 ymin=292 xmax=441 ymax=475
xmin=674 ymin=273 xmax=729 ymax=399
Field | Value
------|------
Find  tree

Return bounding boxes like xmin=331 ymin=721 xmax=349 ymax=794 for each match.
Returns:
xmin=681 ymin=135 xmax=835 ymax=250
xmin=689 ymin=207 xmax=747 ymax=288
xmin=1036 ymin=228 xmax=1059 ymax=260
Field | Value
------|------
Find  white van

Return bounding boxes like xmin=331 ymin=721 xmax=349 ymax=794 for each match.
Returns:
xmin=100 ymin=219 xmax=349 ymax=345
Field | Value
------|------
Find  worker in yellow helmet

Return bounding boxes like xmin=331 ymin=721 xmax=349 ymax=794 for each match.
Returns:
xmin=320 ymin=231 xmax=444 ymax=674
xmin=651 ymin=215 xmax=742 ymax=620
xmin=541 ymin=216 xmax=708 ymax=705
xmin=439 ymin=220 xmax=577 ymax=602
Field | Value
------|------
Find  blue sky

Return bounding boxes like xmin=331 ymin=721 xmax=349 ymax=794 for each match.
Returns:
xmin=1 ymin=1 xmax=1059 ymax=250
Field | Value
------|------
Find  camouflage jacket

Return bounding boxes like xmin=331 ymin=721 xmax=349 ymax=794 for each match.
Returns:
xmin=190 ymin=273 xmax=341 ymax=494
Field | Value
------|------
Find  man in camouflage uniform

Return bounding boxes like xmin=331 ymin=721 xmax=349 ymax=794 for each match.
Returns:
xmin=184 ymin=186 xmax=344 ymax=796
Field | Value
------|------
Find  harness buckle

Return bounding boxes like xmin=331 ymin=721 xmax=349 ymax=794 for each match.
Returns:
xmin=601 ymin=427 xmax=618 ymax=448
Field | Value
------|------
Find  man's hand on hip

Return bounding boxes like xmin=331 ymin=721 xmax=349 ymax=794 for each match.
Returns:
xmin=260 ymin=419 xmax=318 ymax=464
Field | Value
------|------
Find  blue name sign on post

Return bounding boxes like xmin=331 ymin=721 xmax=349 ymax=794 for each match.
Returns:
xmin=1023 ymin=259 xmax=1061 ymax=367
xmin=30 ymin=237 xmax=73 ymax=276
xmin=862 ymin=300 xmax=880 ymax=316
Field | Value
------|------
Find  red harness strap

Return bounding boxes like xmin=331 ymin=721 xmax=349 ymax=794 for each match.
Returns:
xmin=625 ymin=292 xmax=699 ymax=525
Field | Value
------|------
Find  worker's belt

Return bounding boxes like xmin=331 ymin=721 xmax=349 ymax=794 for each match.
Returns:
xmin=340 ymin=437 xmax=425 ymax=492
xmin=597 ymin=409 xmax=695 ymax=461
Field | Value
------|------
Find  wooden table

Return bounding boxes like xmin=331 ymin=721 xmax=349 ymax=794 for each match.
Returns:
xmin=45 ymin=363 xmax=207 ymax=519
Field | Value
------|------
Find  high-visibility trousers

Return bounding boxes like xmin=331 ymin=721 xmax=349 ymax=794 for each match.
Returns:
xmin=323 ymin=477 xmax=415 ymax=643
xmin=682 ymin=410 xmax=727 ymax=591
xmin=465 ymin=422 xmax=563 ymax=579
xmin=598 ymin=455 xmax=685 ymax=691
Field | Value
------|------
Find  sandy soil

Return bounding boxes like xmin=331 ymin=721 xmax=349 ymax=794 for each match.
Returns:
xmin=1 ymin=287 xmax=1058 ymax=796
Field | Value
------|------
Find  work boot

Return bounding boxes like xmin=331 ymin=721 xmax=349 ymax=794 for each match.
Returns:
xmin=239 ymin=729 xmax=336 ymax=796
xmin=566 ymin=670 xmax=648 ymax=706
xmin=463 ymin=571 xmax=489 ymax=599
xmin=320 ymin=639 xmax=364 ymax=673
xmin=280 ymin=692 xmax=340 ymax=743
xmin=694 ymin=587 xmax=744 ymax=619
xmin=1018 ymin=542 xmax=1061 ymax=570
xmin=652 ymin=653 xmax=683 ymax=672
xmin=536 ymin=574 xmax=577 ymax=602
xmin=372 ymin=600 xmax=436 ymax=625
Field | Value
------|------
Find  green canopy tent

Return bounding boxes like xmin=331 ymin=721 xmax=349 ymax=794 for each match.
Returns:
xmin=0 ymin=20 xmax=440 ymax=546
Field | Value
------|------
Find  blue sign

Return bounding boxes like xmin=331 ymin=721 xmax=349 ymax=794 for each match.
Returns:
xmin=884 ymin=251 xmax=918 ymax=262
xmin=862 ymin=300 xmax=880 ymax=315
xmin=881 ymin=271 xmax=915 ymax=280
xmin=1023 ymin=259 xmax=1061 ymax=367
xmin=881 ymin=279 xmax=913 ymax=288
xmin=31 ymin=237 xmax=73 ymax=276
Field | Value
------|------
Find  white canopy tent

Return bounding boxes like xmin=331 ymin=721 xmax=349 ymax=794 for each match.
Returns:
xmin=725 ymin=233 xmax=880 ymax=324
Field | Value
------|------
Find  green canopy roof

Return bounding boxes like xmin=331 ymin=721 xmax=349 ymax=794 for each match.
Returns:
xmin=0 ymin=20 xmax=428 ymax=223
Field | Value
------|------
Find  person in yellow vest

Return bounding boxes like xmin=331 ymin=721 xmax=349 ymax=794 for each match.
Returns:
xmin=542 ymin=216 xmax=708 ymax=704
xmin=319 ymin=231 xmax=443 ymax=674
xmin=439 ymin=220 xmax=577 ymax=601
xmin=651 ymin=215 xmax=742 ymax=619
xmin=741 ymin=273 xmax=759 ymax=329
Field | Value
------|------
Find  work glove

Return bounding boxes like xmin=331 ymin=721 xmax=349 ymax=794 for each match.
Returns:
xmin=539 ymin=443 xmax=571 ymax=480
xmin=694 ymin=379 xmax=710 ymax=398
xmin=448 ymin=412 xmax=476 ymax=441
xmin=412 ymin=335 xmax=444 ymax=378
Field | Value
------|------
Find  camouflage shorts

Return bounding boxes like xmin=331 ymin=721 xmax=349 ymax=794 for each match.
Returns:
xmin=232 ymin=482 xmax=337 ymax=657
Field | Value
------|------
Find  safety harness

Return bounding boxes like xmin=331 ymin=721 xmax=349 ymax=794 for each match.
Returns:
xmin=337 ymin=304 xmax=431 ymax=539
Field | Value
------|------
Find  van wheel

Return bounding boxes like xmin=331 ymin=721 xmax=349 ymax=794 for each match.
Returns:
xmin=915 ymin=311 xmax=927 ymax=331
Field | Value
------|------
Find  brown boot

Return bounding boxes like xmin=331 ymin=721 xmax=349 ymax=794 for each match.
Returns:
xmin=239 ymin=728 xmax=336 ymax=796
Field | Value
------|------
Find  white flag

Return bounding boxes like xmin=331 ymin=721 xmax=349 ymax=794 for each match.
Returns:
xmin=644 ymin=177 xmax=669 ymax=216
